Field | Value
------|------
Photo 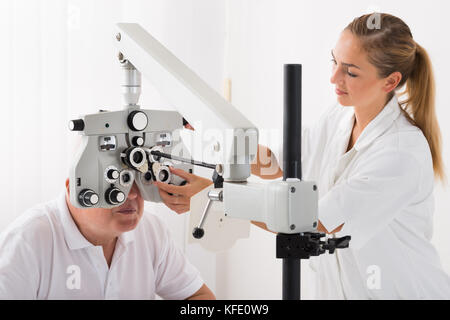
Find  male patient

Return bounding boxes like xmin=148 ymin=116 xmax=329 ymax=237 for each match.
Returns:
xmin=0 ymin=177 xmax=215 ymax=300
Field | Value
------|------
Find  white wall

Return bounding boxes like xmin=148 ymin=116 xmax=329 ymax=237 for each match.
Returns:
xmin=1 ymin=0 xmax=449 ymax=300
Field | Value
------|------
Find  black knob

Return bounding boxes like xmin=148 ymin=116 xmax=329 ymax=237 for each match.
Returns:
xmin=107 ymin=169 xmax=120 ymax=180
xmin=127 ymin=111 xmax=148 ymax=131
xmin=144 ymin=171 xmax=153 ymax=182
xmin=121 ymin=147 xmax=146 ymax=169
xmin=192 ymin=227 xmax=205 ymax=239
xmin=105 ymin=187 xmax=125 ymax=205
xmin=132 ymin=136 xmax=144 ymax=146
xmin=69 ymin=119 xmax=85 ymax=131
xmin=78 ymin=189 xmax=99 ymax=207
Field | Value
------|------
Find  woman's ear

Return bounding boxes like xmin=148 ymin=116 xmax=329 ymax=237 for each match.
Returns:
xmin=384 ymin=71 xmax=402 ymax=93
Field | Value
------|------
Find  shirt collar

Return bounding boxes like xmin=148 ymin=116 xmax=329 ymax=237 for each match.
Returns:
xmin=118 ymin=225 xmax=136 ymax=246
xmin=57 ymin=191 xmax=94 ymax=250
xmin=57 ymin=190 xmax=136 ymax=250
xmin=338 ymin=94 xmax=401 ymax=152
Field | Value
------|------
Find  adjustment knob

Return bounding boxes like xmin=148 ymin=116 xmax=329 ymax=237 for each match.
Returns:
xmin=78 ymin=189 xmax=99 ymax=207
xmin=127 ymin=111 xmax=148 ymax=131
xmin=69 ymin=119 xmax=85 ymax=131
xmin=132 ymin=136 xmax=144 ymax=146
xmin=106 ymin=169 xmax=120 ymax=180
xmin=192 ymin=227 xmax=205 ymax=239
xmin=105 ymin=187 xmax=126 ymax=205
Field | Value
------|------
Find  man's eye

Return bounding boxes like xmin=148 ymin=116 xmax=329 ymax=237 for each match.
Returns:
xmin=347 ymin=72 xmax=357 ymax=78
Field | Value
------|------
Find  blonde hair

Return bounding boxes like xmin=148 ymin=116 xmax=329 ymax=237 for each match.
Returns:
xmin=346 ymin=13 xmax=447 ymax=186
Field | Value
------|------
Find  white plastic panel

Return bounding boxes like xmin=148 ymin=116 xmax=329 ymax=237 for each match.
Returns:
xmin=188 ymin=185 xmax=250 ymax=252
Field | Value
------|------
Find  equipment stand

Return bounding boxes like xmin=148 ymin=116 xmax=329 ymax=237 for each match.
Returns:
xmin=279 ymin=64 xmax=350 ymax=300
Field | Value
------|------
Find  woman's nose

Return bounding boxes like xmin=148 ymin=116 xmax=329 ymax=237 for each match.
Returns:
xmin=330 ymin=66 xmax=339 ymax=84
xmin=330 ymin=64 xmax=345 ymax=85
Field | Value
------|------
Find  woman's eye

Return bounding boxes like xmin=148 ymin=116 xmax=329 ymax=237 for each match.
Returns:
xmin=330 ymin=58 xmax=357 ymax=77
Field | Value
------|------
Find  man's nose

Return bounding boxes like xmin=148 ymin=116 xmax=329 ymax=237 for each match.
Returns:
xmin=127 ymin=183 xmax=139 ymax=200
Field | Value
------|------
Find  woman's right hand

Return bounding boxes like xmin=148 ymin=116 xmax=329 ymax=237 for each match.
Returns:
xmin=153 ymin=167 xmax=213 ymax=214
xmin=251 ymin=144 xmax=283 ymax=179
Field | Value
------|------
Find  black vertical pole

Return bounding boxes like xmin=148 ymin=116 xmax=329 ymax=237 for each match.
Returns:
xmin=283 ymin=64 xmax=302 ymax=181
xmin=281 ymin=64 xmax=302 ymax=300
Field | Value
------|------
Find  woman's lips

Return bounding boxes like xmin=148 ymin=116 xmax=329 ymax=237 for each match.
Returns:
xmin=335 ymin=88 xmax=348 ymax=95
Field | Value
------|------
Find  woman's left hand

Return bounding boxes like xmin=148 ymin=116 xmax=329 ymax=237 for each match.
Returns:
xmin=153 ymin=167 xmax=213 ymax=214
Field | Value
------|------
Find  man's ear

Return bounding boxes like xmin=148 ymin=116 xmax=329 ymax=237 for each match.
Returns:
xmin=65 ymin=178 xmax=70 ymax=195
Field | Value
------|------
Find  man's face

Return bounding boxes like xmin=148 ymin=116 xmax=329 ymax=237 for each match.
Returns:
xmin=65 ymin=179 xmax=144 ymax=237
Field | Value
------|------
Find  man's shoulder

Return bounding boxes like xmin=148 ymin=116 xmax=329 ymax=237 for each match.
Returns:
xmin=0 ymin=198 xmax=56 ymax=249
xmin=137 ymin=211 xmax=170 ymax=237
xmin=132 ymin=210 xmax=179 ymax=252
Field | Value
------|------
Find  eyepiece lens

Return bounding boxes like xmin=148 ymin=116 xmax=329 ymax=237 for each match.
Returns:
xmin=159 ymin=170 xmax=169 ymax=182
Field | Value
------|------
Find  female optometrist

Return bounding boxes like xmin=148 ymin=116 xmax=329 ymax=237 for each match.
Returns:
xmin=154 ymin=13 xmax=450 ymax=299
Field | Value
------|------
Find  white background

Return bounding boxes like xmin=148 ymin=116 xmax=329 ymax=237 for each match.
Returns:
xmin=0 ymin=0 xmax=449 ymax=299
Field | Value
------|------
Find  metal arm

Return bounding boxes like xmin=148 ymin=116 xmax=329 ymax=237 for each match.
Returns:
xmin=114 ymin=23 xmax=258 ymax=182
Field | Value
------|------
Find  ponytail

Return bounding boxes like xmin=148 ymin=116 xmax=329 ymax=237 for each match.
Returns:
xmin=398 ymin=42 xmax=447 ymax=185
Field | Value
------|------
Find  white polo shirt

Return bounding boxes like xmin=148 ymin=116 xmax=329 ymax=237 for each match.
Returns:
xmin=295 ymin=94 xmax=450 ymax=299
xmin=0 ymin=191 xmax=204 ymax=299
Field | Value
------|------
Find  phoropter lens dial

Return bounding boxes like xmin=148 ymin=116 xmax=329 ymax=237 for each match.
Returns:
xmin=105 ymin=187 xmax=126 ymax=205
xmin=78 ymin=189 xmax=99 ymax=207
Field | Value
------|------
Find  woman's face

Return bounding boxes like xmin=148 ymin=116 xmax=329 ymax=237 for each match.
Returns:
xmin=330 ymin=29 xmax=397 ymax=109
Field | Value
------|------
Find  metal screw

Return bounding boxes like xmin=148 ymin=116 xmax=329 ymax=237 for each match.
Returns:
xmin=313 ymin=185 xmax=317 ymax=191
xmin=290 ymin=224 xmax=296 ymax=230
xmin=116 ymin=33 xmax=121 ymax=41
xmin=290 ymin=187 xmax=296 ymax=193
xmin=313 ymin=221 xmax=317 ymax=228
xmin=118 ymin=52 xmax=125 ymax=62
xmin=215 ymin=164 xmax=223 ymax=175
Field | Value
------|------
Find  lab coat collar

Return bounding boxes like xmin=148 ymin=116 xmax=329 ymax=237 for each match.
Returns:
xmin=338 ymin=94 xmax=401 ymax=152
xmin=57 ymin=191 xmax=136 ymax=250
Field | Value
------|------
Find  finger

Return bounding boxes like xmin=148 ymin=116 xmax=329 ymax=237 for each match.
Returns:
xmin=159 ymin=189 xmax=180 ymax=205
xmin=168 ymin=167 xmax=194 ymax=182
xmin=184 ymin=123 xmax=195 ymax=131
xmin=159 ymin=189 xmax=188 ymax=206
xmin=154 ymin=181 xmax=186 ymax=195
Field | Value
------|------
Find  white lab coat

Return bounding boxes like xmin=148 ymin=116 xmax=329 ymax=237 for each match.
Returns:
xmin=283 ymin=94 xmax=450 ymax=299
